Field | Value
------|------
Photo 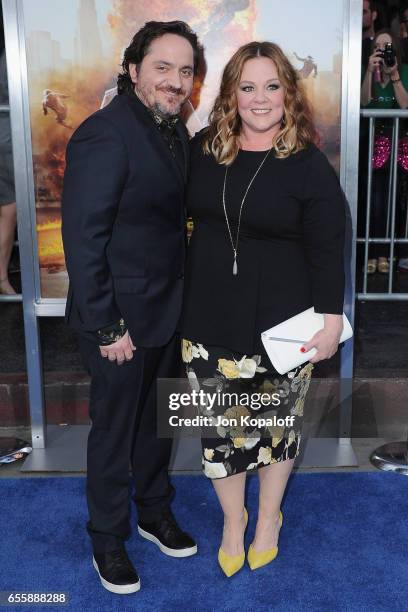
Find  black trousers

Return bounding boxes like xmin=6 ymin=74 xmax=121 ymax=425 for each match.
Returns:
xmin=77 ymin=332 xmax=181 ymax=553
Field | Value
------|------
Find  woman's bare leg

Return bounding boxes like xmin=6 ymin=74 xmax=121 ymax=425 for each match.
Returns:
xmin=251 ymin=458 xmax=295 ymax=551
xmin=0 ymin=202 xmax=17 ymax=294
xmin=212 ymin=471 xmax=247 ymax=555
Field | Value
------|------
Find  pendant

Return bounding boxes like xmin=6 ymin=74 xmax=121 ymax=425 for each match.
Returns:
xmin=233 ymin=256 xmax=238 ymax=276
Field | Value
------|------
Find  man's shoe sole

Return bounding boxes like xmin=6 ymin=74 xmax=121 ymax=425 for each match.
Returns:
xmin=137 ymin=526 xmax=198 ymax=557
xmin=92 ymin=556 xmax=140 ymax=594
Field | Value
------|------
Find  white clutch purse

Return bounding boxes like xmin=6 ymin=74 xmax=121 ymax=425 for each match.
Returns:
xmin=261 ymin=307 xmax=353 ymax=375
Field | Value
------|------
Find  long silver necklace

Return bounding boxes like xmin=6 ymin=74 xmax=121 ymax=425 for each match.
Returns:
xmin=222 ymin=146 xmax=273 ymax=275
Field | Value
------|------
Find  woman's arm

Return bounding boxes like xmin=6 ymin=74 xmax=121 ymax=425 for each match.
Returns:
xmin=385 ymin=66 xmax=408 ymax=108
xmin=361 ymin=67 xmax=373 ymax=106
xmin=392 ymin=76 xmax=408 ymax=108
xmin=300 ymin=149 xmax=347 ymax=363
xmin=361 ymin=48 xmax=383 ymax=106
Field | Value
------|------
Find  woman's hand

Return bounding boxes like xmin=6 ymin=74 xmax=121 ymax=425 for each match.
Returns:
xmin=300 ymin=314 xmax=343 ymax=364
xmin=367 ymin=49 xmax=383 ymax=74
xmin=382 ymin=58 xmax=398 ymax=76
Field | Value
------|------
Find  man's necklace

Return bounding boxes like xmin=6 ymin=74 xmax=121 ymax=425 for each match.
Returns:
xmin=222 ymin=146 xmax=273 ymax=275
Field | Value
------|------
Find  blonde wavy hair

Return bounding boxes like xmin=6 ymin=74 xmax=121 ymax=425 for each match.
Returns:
xmin=203 ymin=41 xmax=318 ymax=165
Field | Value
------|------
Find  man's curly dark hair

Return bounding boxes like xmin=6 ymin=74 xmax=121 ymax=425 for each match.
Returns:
xmin=117 ymin=20 xmax=200 ymax=96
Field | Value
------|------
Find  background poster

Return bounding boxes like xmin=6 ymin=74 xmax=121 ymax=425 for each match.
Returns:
xmin=22 ymin=0 xmax=344 ymax=298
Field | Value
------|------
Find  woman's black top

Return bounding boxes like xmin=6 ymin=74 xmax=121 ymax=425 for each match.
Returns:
xmin=179 ymin=132 xmax=346 ymax=355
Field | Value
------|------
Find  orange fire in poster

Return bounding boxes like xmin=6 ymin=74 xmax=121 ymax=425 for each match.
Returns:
xmin=36 ymin=218 xmax=65 ymax=271
xmin=107 ymin=0 xmax=256 ymax=53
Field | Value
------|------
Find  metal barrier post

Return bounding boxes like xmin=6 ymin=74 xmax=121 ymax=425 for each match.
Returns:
xmin=388 ymin=117 xmax=399 ymax=294
xmin=363 ymin=116 xmax=374 ymax=293
xmin=358 ymin=108 xmax=408 ymax=300
xmin=358 ymin=113 xmax=408 ymax=472
xmin=337 ymin=0 xmax=361 ymax=455
xmin=385 ymin=121 xmax=395 ymax=239
xmin=3 ymin=0 xmax=46 ymax=447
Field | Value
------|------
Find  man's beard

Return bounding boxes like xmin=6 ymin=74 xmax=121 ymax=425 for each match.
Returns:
xmin=152 ymin=100 xmax=182 ymax=119
xmin=154 ymin=86 xmax=186 ymax=118
xmin=135 ymin=84 xmax=185 ymax=118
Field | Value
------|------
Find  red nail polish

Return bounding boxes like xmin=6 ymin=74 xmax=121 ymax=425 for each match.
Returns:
xmin=300 ymin=347 xmax=306 ymax=353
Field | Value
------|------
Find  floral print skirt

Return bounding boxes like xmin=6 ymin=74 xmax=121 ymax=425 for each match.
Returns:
xmin=181 ymin=339 xmax=314 ymax=479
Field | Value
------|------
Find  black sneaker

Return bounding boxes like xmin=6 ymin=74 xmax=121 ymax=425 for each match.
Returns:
xmin=138 ymin=508 xmax=197 ymax=558
xmin=92 ymin=547 xmax=141 ymax=595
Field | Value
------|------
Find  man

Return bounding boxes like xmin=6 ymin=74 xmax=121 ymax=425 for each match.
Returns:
xmin=362 ymin=0 xmax=378 ymax=73
xmin=61 ymin=21 xmax=200 ymax=595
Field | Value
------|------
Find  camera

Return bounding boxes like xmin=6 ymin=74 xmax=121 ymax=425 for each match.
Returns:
xmin=376 ymin=42 xmax=396 ymax=67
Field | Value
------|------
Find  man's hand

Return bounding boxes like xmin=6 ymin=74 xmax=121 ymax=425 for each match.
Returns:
xmin=99 ymin=331 xmax=136 ymax=365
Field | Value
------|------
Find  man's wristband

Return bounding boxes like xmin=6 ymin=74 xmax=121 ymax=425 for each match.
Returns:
xmin=96 ymin=318 xmax=127 ymax=345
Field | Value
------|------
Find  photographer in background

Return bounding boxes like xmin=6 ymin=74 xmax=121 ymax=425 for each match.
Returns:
xmin=361 ymin=28 xmax=408 ymax=273
xmin=361 ymin=29 xmax=408 ymax=112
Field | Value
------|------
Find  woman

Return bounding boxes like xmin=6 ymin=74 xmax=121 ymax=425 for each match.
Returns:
xmin=360 ymin=29 xmax=408 ymax=274
xmin=180 ymin=42 xmax=346 ymax=577
xmin=0 ymin=48 xmax=17 ymax=295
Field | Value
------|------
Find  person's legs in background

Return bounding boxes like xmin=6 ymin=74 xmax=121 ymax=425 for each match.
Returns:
xmin=396 ymin=169 xmax=408 ymax=271
xmin=0 ymin=201 xmax=16 ymax=294
xmin=357 ymin=128 xmax=389 ymax=274
xmin=357 ymin=124 xmax=370 ymax=272
xmin=369 ymin=168 xmax=390 ymax=273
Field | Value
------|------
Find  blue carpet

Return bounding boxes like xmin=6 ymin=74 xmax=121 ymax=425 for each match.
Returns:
xmin=0 ymin=472 xmax=407 ymax=611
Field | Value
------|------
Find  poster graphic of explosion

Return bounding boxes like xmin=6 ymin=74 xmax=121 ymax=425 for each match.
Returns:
xmin=22 ymin=0 xmax=344 ymax=298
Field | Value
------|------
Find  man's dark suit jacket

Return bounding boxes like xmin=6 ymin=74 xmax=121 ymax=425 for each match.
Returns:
xmin=61 ymin=92 xmax=189 ymax=347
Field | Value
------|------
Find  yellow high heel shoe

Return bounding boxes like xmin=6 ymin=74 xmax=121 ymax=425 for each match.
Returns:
xmin=247 ymin=510 xmax=283 ymax=570
xmin=218 ymin=508 xmax=248 ymax=578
